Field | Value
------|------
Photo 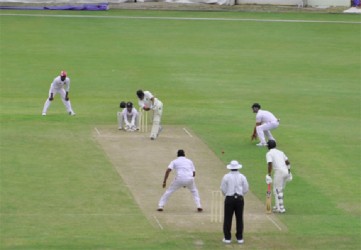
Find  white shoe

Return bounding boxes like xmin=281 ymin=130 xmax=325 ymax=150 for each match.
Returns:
xmin=256 ymin=142 xmax=267 ymax=147
xmin=222 ymin=239 xmax=231 ymax=244
xmin=273 ymin=208 xmax=286 ymax=213
xmin=237 ymin=239 xmax=244 ymax=244
xmin=42 ymin=113 xmax=46 ymax=116
xmin=118 ymin=127 xmax=123 ymax=130
xmin=69 ymin=111 xmax=76 ymax=116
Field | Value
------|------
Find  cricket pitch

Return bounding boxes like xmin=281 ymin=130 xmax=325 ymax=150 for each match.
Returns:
xmin=94 ymin=125 xmax=286 ymax=232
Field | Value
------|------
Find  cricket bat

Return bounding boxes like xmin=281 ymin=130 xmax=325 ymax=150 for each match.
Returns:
xmin=266 ymin=183 xmax=272 ymax=214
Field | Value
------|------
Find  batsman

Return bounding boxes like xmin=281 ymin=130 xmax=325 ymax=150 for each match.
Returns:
xmin=265 ymin=140 xmax=293 ymax=213
xmin=136 ymin=89 xmax=163 ymax=140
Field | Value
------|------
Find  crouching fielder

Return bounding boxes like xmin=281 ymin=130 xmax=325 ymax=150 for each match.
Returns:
xmin=265 ymin=140 xmax=292 ymax=213
xmin=157 ymin=149 xmax=203 ymax=212
xmin=42 ymin=71 xmax=75 ymax=116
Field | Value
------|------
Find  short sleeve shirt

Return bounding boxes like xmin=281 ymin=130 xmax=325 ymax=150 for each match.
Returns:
xmin=266 ymin=148 xmax=288 ymax=171
xmin=50 ymin=76 xmax=70 ymax=92
xmin=168 ymin=156 xmax=195 ymax=179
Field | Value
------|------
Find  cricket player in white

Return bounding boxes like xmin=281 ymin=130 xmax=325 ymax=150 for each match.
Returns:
xmin=251 ymin=103 xmax=279 ymax=146
xmin=136 ymin=89 xmax=163 ymax=140
xmin=157 ymin=149 xmax=203 ymax=212
xmin=117 ymin=101 xmax=139 ymax=131
xmin=265 ymin=140 xmax=292 ymax=213
xmin=42 ymin=71 xmax=75 ymax=116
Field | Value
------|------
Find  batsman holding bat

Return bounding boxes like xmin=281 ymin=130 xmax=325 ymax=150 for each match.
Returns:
xmin=265 ymin=140 xmax=292 ymax=213
xmin=136 ymin=89 xmax=163 ymax=140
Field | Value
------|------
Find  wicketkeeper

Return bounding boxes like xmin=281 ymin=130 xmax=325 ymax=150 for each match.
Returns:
xmin=117 ymin=101 xmax=139 ymax=131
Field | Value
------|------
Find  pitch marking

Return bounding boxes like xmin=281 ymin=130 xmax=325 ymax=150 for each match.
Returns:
xmin=266 ymin=214 xmax=282 ymax=231
xmin=182 ymin=128 xmax=193 ymax=137
xmin=0 ymin=13 xmax=360 ymax=24
xmin=94 ymin=127 xmax=101 ymax=136
xmin=153 ymin=215 xmax=164 ymax=230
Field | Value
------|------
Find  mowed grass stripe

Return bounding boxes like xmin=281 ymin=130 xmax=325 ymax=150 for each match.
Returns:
xmin=0 ymin=9 xmax=360 ymax=249
xmin=0 ymin=13 xmax=360 ymax=24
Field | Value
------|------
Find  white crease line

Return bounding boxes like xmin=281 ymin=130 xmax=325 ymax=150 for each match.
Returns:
xmin=153 ymin=215 xmax=164 ymax=230
xmin=266 ymin=215 xmax=282 ymax=231
xmin=0 ymin=13 xmax=360 ymax=24
xmin=182 ymin=128 xmax=193 ymax=137
xmin=94 ymin=127 xmax=101 ymax=136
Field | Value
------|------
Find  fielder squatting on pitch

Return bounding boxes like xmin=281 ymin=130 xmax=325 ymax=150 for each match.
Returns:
xmin=136 ymin=89 xmax=163 ymax=140
xmin=42 ymin=71 xmax=75 ymax=116
xmin=265 ymin=140 xmax=293 ymax=214
xmin=251 ymin=103 xmax=279 ymax=147
xmin=117 ymin=101 xmax=139 ymax=131
xmin=220 ymin=160 xmax=249 ymax=244
xmin=157 ymin=149 xmax=203 ymax=212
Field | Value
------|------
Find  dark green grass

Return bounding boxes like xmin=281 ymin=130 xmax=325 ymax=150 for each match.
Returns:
xmin=0 ymin=10 xmax=360 ymax=249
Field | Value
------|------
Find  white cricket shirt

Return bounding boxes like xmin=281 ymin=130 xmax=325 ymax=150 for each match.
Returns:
xmin=256 ymin=109 xmax=278 ymax=124
xmin=168 ymin=156 xmax=195 ymax=180
xmin=266 ymin=148 xmax=288 ymax=171
xmin=50 ymin=76 xmax=70 ymax=92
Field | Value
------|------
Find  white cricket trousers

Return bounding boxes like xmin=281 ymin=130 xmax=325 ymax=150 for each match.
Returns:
xmin=117 ymin=112 xmax=139 ymax=129
xmin=273 ymin=168 xmax=288 ymax=210
xmin=256 ymin=121 xmax=279 ymax=144
xmin=42 ymin=88 xmax=74 ymax=114
xmin=150 ymin=100 xmax=163 ymax=139
xmin=158 ymin=178 xmax=202 ymax=208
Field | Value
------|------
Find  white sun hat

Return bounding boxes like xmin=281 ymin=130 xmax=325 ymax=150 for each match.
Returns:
xmin=227 ymin=160 xmax=242 ymax=170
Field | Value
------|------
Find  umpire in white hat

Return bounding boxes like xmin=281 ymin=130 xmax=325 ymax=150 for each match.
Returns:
xmin=220 ymin=160 xmax=249 ymax=244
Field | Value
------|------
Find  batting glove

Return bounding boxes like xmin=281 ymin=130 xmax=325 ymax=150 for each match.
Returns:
xmin=286 ymin=173 xmax=293 ymax=182
xmin=266 ymin=175 xmax=272 ymax=184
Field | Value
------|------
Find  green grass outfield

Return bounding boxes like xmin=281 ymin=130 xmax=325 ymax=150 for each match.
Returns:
xmin=0 ymin=9 xmax=360 ymax=249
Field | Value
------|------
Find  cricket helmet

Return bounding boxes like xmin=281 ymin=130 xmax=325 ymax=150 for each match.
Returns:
xmin=136 ymin=90 xmax=144 ymax=99
xmin=126 ymin=102 xmax=133 ymax=108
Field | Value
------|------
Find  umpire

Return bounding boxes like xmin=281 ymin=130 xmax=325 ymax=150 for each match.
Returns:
xmin=220 ymin=160 xmax=249 ymax=244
